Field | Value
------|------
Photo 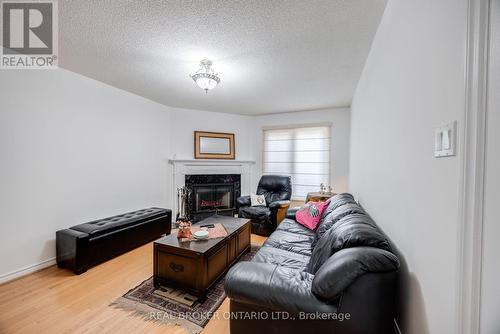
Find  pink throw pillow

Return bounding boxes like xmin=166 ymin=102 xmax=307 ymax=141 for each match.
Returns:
xmin=295 ymin=200 xmax=329 ymax=230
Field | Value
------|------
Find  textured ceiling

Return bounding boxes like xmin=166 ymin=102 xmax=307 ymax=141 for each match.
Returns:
xmin=59 ymin=0 xmax=387 ymax=115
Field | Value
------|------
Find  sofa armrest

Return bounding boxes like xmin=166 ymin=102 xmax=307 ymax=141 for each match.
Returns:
xmin=312 ymin=247 xmax=399 ymax=300
xmin=285 ymin=206 xmax=300 ymax=219
xmin=225 ymin=261 xmax=337 ymax=314
xmin=236 ymin=195 xmax=251 ymax=209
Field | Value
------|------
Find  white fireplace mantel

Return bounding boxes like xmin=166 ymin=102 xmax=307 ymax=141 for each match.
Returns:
xmin=168 ymin=158 xmax=256 ymax=165
xmin=168 ymin=158 xmax=256 ymax=213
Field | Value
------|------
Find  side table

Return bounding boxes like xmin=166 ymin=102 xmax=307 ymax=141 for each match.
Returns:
xmin=305 ymin=192 xmax=337 ymax=203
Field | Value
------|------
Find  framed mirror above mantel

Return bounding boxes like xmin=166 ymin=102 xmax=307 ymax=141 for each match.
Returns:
xmin=194 ymin=131 xmax=235 ymax=160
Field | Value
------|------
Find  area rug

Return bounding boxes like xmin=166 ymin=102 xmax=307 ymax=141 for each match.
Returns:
xmin=111 ymin=245 xmax=260 ymax=334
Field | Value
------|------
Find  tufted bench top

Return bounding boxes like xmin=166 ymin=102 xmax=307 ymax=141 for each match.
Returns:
xmin=70 ymin=207 xmax=169 ymax=237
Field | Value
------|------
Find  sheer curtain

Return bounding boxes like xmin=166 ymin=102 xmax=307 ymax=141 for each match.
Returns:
xmin=262 ymin=125 xmax=331 ymax=200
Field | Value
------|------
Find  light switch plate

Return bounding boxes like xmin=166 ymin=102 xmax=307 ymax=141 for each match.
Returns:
xmin=435 ymin=121 xmax=457 ymax=157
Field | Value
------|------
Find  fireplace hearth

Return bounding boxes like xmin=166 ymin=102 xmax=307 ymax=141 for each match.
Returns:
xmin=185 ymin=174 xmax=241 ymax=222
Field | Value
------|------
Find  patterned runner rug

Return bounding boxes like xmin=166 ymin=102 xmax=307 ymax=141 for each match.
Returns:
xmin=111 ymin=245 xmax=260 ymax=334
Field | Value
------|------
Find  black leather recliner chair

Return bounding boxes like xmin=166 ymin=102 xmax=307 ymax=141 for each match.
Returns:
xmin=236 ymin=175 xmax=292 ymax=236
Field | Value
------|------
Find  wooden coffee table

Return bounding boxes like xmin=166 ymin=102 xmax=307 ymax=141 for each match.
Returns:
xmin=153 ymin=215 xmax=251 ymax=301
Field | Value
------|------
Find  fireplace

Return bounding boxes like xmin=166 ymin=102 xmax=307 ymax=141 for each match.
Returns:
xmin=185 ymin=174 xmax=241 ymax=222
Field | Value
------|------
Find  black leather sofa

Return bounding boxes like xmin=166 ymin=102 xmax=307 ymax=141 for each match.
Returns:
xmin=225 ymin=193 xmax=399 ymax=334
xmin=236 ymin=175 xmax=292 ymax=236
xmin=56 ymin=207 xmax=171 ymax=274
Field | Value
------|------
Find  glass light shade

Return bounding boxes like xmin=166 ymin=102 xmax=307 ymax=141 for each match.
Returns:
xmin=192 ymin=74 xmax=219 ymax=92
xmin=190 ymin=59 xmax=221 ymax=93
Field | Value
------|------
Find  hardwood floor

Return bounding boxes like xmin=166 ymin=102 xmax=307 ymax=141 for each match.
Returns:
xmin=0 ymin=234 xmax=267 ymax=334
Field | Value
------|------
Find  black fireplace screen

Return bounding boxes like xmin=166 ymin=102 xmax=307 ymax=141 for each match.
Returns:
xmin=194 ymin=184 xmax=233 ymax=211
xmin=185 ymin=174 xmax=241 ymax=222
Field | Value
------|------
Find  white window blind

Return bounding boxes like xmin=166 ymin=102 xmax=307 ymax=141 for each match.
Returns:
xmin=263 ymin=125 xmax=331 ymax=200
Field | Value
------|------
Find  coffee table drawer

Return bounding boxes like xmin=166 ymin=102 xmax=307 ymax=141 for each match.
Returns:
xmin=156 ymin=251 xmax=199 ymax=288
xmin=207 ymin=244 xmax=228 ymax=284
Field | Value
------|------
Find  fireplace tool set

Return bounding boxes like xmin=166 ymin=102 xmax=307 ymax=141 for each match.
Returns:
xmin=176 ymin=186 xmax=192 ymax=238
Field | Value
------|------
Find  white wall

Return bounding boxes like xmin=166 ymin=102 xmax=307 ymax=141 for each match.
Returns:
xmin=480 ymin=1 xmax=500 ymax=332
xmin=169 ymin=107 xmax=254 ymax=161
xmin=251 ymin=108 xmax=350 ymax=194
xmin=349 ymin=1 xmax=467 ymax=333
xmin=0 ymin=69 xmax=172 ymax=281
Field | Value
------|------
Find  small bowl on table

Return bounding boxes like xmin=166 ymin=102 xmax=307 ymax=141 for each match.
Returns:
xmin=193 ymin=230 xmax=209 ymax=240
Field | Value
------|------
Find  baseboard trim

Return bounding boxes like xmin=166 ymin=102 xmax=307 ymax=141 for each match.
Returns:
xmin=0 ymin=257 xmax=56 ymax=285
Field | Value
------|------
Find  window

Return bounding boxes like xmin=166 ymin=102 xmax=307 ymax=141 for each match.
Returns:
xmin=262 ymin=125 xmax=331 ymax=200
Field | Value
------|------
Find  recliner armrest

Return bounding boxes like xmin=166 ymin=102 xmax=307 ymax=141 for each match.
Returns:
xmin=269 ymin=200 xmax=291 ymax=226
xmin=268 ymin=200 xmax=291 ymax=210
xmin=236 ymin=195 xmax=251 ymax=209
xmin=225 ymin=261 xmax=337 ymax=314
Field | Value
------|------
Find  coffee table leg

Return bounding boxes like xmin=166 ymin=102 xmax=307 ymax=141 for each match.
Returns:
xmin=153 ymin=277 xmax=160 ymax=289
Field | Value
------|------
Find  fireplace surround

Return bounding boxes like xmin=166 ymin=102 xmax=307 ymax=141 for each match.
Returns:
xmin=185 ymin=174 xmax=241 ymax=222
xmin=169 ymin=158 xmax=255 ymax=223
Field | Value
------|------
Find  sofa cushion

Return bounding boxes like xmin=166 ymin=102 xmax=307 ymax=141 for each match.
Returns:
xmin=70 ymin=207 xmax=168 ymax=237
xmin=312 ymin=203 xmax=366 ymax=248
xmin=277 ymin=218 xmax=316 ymax=237
xmin=320 ymin=193 xmax=357 ymax=221
xmin=225 ymin=262 xmax=338 ymax=315
xmin=252 ymin=246 xmax=310 ymax=271
xmin=307 ymin=213 xmax=392 ymax=273
xmin=311 ymin=247 xmax=400 ymax=300
xmin=264 ymin=230 xmax=314 ymax=256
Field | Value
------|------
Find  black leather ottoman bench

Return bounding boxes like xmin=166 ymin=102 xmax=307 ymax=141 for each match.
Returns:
xmin=56 ymin=207 xmax=171 ymax=274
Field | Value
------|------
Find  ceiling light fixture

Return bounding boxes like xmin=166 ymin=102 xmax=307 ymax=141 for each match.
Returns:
xmin=190 ymin=59 xmax=220 ymax=93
